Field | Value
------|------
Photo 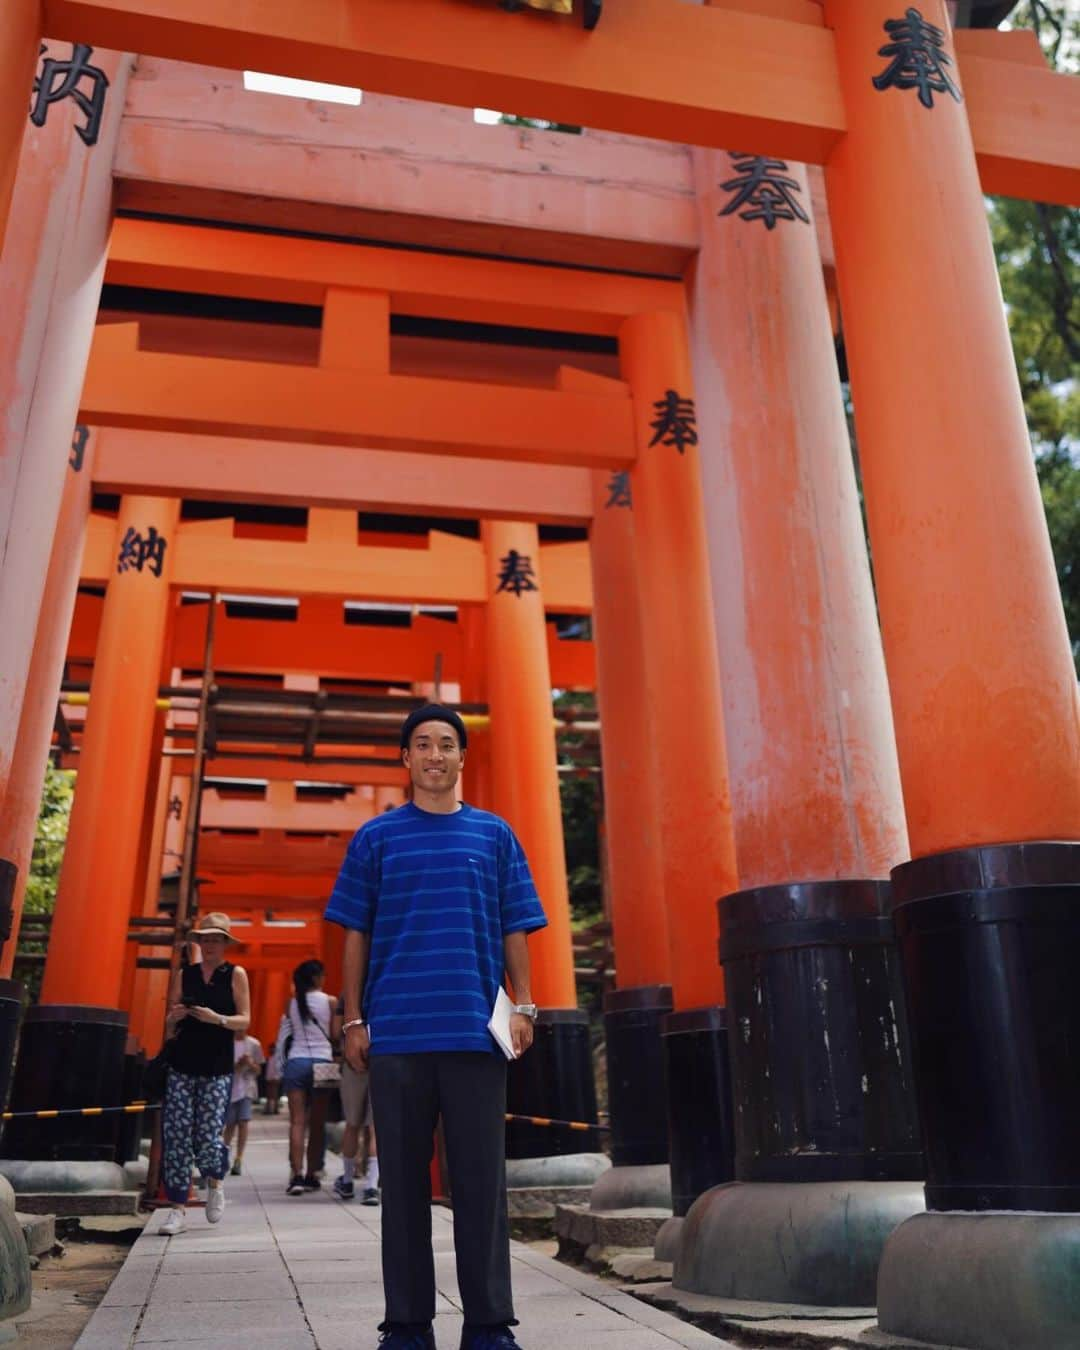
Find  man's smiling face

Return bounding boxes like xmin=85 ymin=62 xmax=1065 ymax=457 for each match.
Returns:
xmin=403 ymin=719 xmax=464 ymax=797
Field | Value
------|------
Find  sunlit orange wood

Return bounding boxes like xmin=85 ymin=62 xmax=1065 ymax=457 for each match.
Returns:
xmin=92 ymin=427 xmax=593 ymax=521
xmin=45 ymin=0 xmax=846 ymax=164
xmin=45 ymin=1 xmax=1080 ymax=203
xmin=106 ymin=218 xmax=684 ymax=337
xmin=41 ymin=498 xmax=180 ymax=1007
xmin=0 ymin=50 xmax=128 ymax=835
xmin=484 ymin=521 xmax=576 ymax=1009
xmin=824 ymin=0 xmax=1080 ymax=856
xmin=80 ymin=324 xmax=635 ymax=469
xmin=0 ymin=437 xmax=96 ymax=979
xmin=621 ymin=312 xmax=738 ymax=1011
xmin=0 ymin=0 xmax=40 ymax=260
xmin=587 ymin=461 xmax=669 ymax=988
xmin=79 ymin=509 xmax=594 ymax=609
xmin=688 ymin=152 xmax=908 ymax=886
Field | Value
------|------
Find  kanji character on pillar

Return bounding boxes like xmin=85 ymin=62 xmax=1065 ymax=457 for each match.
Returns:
xmin=648 ymin=391 xmax=698 ymax=455
xmin=495 ymin=550 xmax=539 ymax=597
xmin=872 ymin=8 xmax=962 ymax=109
xmin=719 ymin=153 xmax=810 ymax=231
xmin=29 ymin=43 xmax=110 ymax=147
xmin=117 ymin=526 xmax=168 ymax=579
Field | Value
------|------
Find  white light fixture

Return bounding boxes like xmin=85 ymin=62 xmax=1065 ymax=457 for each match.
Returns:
xmin=474 ymin=108 xmax=503 ymax=124
xmin=243 ymin=71 xmax=362 ymax=106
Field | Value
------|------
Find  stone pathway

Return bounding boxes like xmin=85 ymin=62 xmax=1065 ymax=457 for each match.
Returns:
xmin=74 ymin=1119 xmax=730 ymax=1349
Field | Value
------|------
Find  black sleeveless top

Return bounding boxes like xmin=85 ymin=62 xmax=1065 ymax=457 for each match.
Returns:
xmin=170 ymin=961 xmax=237 ymax=1077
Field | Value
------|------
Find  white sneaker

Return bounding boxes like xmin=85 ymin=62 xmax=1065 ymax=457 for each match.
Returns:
xmin=205 ymin=1185 xmax=226 ymax=1224
xmin=160 ymin=1208 xmax=185 ymax=1236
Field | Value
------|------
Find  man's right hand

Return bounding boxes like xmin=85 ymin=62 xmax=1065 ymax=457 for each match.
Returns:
xmin=344 ymin=1022 xmax=370 ymax=1071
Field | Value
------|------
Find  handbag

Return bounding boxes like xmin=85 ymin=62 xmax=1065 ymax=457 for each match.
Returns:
xmin=312 ymin=1060 xmax=341 ymax=1090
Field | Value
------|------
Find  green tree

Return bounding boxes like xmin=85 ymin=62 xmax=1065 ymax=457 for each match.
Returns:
xmin=990 ymin=1 xmax=1080 ymax=662
xmin=20 ymin=762 xmax=75 ymax=1000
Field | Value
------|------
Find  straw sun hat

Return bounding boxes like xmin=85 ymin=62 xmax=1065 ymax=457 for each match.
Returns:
xmin=191 ymin=912 xmax=237 ymax=942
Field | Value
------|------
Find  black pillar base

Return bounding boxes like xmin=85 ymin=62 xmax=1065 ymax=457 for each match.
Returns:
xmin=662 ymin=1006 xmax=734 ymax=1217
xmin=2 ymin=1005 xmax=129 ymax=1161
xmin=116 ymin=1038 xmax=147 ymax=1165
xmin=603 ymin=984 xmax=672 ymax=1168
xmin=506 ymin=1008 xmax=599 ymax=1159
xmin=719 ymin=879 xmax=923 ymax=1184
xmin=892 ymin=842 xmax=1080 ymax=1213
xmin=0 ymin=978 xmax=24 ymax=1114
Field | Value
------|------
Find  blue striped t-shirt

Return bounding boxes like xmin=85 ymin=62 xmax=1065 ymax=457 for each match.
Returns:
xmin=324 ymin=802 xmax=547 ymax=1055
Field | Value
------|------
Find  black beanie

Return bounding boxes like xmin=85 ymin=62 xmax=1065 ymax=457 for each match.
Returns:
xmin=400 ymin=703 xmax=468 ymax=752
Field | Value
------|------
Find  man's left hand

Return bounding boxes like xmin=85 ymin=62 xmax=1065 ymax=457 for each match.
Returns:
xmin=509 ymin=1012 xmax=534 ymax=1057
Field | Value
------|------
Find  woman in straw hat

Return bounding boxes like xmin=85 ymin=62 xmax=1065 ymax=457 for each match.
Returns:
xmin=159 ymin=913 xmax=251 ymax=1236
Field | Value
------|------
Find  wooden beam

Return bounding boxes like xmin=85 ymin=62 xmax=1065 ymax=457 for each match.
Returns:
xmin=115 ymin=67 xmax=697 ymax=276
xmin=43 ymin=1 xmax=1080 ymax=204
xmin=92 ymin=427 xmax=594 ymax=523
xmin=106 ymin=218 xmax=683 ymax=337
xmin=80 ymin=324 xmax=635 ymax=469
xmin=79 ymin=511 xmax=594 ymax=607
xmin=45 ymin=0 xmax=846 ymax=164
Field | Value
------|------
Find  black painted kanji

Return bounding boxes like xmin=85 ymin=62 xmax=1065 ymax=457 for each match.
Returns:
xmin=605 ymin=470 xmax=632 ymax=509
xmin=117 ymin=526 xmax=167 ymax=579
xmin=719 ymin=153 xmax=809 ymax=231
xmin=872 ymin=8 xmax=962 ymax=109
xmin=648 ymin=390 xmax=698 ymax=455
xmin=69 ymin=424 xmax=89 ymax=473
xmin=496 ymin=549 xmax=539 ymax=597
xmin=29 ymin=44 xmax=110 ymax=147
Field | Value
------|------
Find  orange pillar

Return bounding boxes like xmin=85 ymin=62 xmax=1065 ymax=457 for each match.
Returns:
xmin=588 ymin=471 xmax=669 ymax=987
xmin=482 ymin=521 xmax=576 ymax=1010
xmin=0 ymin=0 xmax=40 ymax=260
xmin=374 ymin=785 xmax=406 ymax=814
xmin=0 ymin=52 xmax=129 ymax=870
xmin=261 ymin=970 xmax=289 ymax=1052
xmin=118 ymin=707 xmax=169 ymax=1022
xmin=0 ymin=430 xmax=97 ymax=979
xmin=688 ymin=150 xmax=908 ymax=886
xmin=825 ymin=0 xmax=1080 ymax=856
xmin=459 ymin=603 xmax=493 ymax=812
xmin=621 ymin=312 xmax=739 ymax=1012
xmin=41 ymin=497 xmax=180 ymax=1008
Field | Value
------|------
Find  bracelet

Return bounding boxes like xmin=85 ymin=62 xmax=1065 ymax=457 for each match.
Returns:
xmin=343 ymin=1018 xmax=366 ymax=1033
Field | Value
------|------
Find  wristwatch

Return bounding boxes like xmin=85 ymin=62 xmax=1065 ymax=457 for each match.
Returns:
xmin=512 ymin=1003 xmax=539 ymax=1020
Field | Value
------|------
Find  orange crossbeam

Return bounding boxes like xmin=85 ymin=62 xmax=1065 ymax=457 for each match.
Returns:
xmin=80 ymin=325 xmax=634 ymax=469
xmin=106 ymin=219 xmax=682 ymax=337
xmin=41 ymin=0 xmax=1080 ymax=205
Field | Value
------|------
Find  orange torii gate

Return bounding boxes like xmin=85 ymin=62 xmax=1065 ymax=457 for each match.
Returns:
xmin=0 ymin=2 xmax=1078 ymax=1338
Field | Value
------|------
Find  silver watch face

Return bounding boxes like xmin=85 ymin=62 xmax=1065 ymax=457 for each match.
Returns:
xmin=515 ymin=1004 xmax=539 ymax=1019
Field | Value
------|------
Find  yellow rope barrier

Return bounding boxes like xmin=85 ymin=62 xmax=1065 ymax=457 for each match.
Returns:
xmin=0 ymin=1102 xmax=158 ymax=1121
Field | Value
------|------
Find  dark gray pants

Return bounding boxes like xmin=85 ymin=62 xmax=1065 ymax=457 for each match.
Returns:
xmin=369 ymin=1051 xmax=514 ymax=1329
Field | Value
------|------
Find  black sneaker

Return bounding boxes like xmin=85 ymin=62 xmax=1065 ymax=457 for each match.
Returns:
xmin=301 ymin=1173 xmax=321 ymax=1191
xmin=377 ymin=1323 xmax=436 ymax=1349
xmin=333 ymin=1175 xmax=355 ymax=1201
xmin=361 ymin=1186 xmax=381 ymax=1207
xmin=286 ymin=1174 xmax=305 ymax=1195
xmin=459 ymin=1327 xmax=520 ymax=1350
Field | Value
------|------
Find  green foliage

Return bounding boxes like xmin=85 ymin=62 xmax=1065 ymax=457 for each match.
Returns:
xmin=24 ymin=762 xmax=74 ymax=917
xmin=554 ymin=690 xmax=602 ymax=926
xmin=989 ymin=3 xmax=1080 ymax=661
xmin=498 ymin=114 xmax=582 ymax=135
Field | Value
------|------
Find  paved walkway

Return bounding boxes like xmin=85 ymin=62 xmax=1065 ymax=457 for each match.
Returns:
xmin=74 ymin=1119 xmax=730 ymax=1349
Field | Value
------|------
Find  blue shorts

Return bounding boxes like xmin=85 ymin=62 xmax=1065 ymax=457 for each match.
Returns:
xmin=282 ymin=1057 xmax=328 ymax=1094
xmin=224 ymin=1097 xmax=253 ymax=1126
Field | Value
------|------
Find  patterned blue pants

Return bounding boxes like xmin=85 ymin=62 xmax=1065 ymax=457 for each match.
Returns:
xmin=162 ymin=1068 xmax=232 ymax=1204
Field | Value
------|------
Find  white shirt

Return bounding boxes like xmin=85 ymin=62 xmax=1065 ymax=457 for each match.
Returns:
xmin=230 ymin=1035 xmax=265 ymax=1103
xmin=279 ymin=990 xmax=334 ymax=1062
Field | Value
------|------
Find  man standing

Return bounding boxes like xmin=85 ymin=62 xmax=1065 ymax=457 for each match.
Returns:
xmin=325 ymin=704 xmax=545 ymax=1350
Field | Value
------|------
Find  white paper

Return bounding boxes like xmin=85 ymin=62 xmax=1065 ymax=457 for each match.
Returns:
xmin=488 ymin=986 xmax=518 ymax=1060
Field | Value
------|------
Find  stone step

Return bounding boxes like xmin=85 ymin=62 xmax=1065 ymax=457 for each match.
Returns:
xmin=14 ymin=1190 xmax=141 ymax=1217
xmin=15 ymin=1211 xmax=55 ymax=1257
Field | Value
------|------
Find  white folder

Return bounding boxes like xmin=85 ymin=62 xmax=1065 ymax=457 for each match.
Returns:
xmin=488 ymin=986 xmax=518 ymax=1060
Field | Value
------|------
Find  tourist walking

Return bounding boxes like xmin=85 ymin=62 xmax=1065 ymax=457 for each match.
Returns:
xmin=279 ymin=958 xmax=336 ymax=1195
xmin=223 ymin=1030 xmax=264 ymax=1175
xmin=159 ymin=913 xmax=251 ymax=1236
xmin=263 ymin=1040 xmax=283 ymax=1115
xmin=333 ymin=991 xmax=379 ymax=1205
xmin=325 ymin=704 xmax=546 ymax=1350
